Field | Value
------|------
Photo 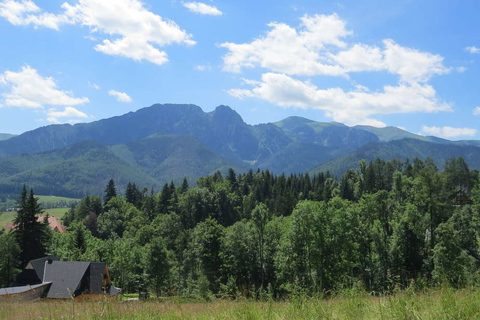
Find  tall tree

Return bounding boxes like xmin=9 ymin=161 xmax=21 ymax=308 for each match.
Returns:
xmin=0 ymin=232 xmax=20 ymax=287
xmin=145 ymin=236 xmax=171 ymax=296
xmin=14 ymin=187 xmax=48 ymax=267
xmin=104 ymin=179 xmax=117 ymax=207
xmin=251 ymin=203 xmax=271 ymax=288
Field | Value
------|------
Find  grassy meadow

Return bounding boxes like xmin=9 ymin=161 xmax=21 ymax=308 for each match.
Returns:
xmin=0 ymin=195 xmax=77 ymax=229
xmin=1 ymin=288 xmax=480 ymax=320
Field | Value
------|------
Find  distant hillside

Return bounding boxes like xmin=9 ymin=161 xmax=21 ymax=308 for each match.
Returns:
xmin=312 ymin=138 xmax=480 ymax=177
xmin=1 ymin=103 xmax=480 ymax=197
xmin=0 ymin=133 xmax=16 ymax=141
xmin=0 ymin=135 xmax=247 ymax=198
xmin=353 ymin=125 xmax=445 ymax=143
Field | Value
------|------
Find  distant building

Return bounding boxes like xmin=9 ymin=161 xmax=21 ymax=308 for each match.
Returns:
xmin=0 ymin=256 xmax=121 ymax=301
xmin=5 ymin=215 xmax=67 ymax=233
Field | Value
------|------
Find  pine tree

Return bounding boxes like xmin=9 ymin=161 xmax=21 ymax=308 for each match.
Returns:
xmin=104 ymin=179 xmax=117 ymax=207
xmin=14 ymin=187 xmax=47 ymax=267
xmin=181 ymin=178 xmax=189 ymax=194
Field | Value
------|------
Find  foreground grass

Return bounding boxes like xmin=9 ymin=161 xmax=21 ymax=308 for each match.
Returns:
xmin=1 ymin=288 xmax=480 ymax=320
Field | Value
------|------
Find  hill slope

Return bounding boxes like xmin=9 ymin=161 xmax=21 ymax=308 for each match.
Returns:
xmin=312 ymin=138 xmax=480 ymax=177
xmin=0 ymin=133 xmax=16 ymax=141
xmin=0 ymin=134 xmax=247 ymax=197
xmin=1 ymin=103 xmax=480 ymax=197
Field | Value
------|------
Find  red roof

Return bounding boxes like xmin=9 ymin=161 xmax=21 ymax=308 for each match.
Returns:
xmin=5 ymin=216 xmax=67 ymax=233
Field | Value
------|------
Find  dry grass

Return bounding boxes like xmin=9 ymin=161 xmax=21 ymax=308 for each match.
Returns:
xmin=1 ymin=288 xmax=480 ymax=319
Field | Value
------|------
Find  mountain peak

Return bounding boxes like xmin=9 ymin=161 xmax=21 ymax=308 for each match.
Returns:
xmin=209 ymin=105 xmax=244 ymax=124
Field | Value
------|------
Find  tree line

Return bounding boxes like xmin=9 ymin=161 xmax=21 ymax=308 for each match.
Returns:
xmin=1 ymin=156 xmax=479 ymax=299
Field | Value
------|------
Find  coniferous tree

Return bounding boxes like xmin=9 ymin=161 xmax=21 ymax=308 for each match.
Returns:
xmin=126 ymin=182 xmax=143 ymax=208
xmin=104 ymin=179 xmax=117 ymax=207
xmin=14 ymin=187 xmax=48 ymax=267
xmin=181 ymin=178 xmax=189 ymax=194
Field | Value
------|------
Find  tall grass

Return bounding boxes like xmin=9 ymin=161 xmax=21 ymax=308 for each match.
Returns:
xmin=1 ymin=288 xmax=480 ymax=319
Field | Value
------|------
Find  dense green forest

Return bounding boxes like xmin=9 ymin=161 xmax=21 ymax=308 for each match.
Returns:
xmin=1 ymin=156 xmax=479 ymax=299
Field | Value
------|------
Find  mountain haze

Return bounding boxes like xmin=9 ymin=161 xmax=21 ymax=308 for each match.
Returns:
xmin=1 ymin=103 xmax=479 ymax=197
xmin=0 ymin=133 xmax=16 ymax=141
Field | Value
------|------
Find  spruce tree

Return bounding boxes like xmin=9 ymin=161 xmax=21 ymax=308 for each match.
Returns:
xmin=104 ymin=179 xmax=117 ymax=208
xmin=14 ymin=187 xmax=47 ymax=267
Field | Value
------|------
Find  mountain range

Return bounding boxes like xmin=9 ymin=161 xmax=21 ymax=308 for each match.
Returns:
xmin=0 ymin=103 xmax=479 ymax=197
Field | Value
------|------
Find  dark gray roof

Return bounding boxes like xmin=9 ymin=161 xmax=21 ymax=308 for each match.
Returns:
xmin=44 ymin=261 xmax=90 ymax=299
xmin=29 ymin=255 xmax=59 ymax=281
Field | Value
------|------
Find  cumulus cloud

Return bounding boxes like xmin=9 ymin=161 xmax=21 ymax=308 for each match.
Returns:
xmin=465 ymin=46 xmax=480 ymax=54
xmin=422 ymin=126 xmax=477 ymax=139
xmin=0 ymin=0 xmax=71 ymax=30
xmin=108 ymin=90 xmax=132 ymax=103
xmin=183 ymin=2 xmax=222 ymax=16
xmin=0 ymin=0 xmax=195 ymax=65
xmin=0 ymin=65 xmax=89 ymax=108
xmin=220 ymin=13 xmax=351 ymax=76
xmin=0 ymin=65 xmax=90 ymax=123
xmin=223 ymin=13 xmax=453 ymax=126
xmin=473 ymin=107 xmax=480 ymax=115
xmin=382 ymin=39 xmax=450 ymax=83
xmin=230 ymin=73 xmax=451 ymax=126
xmin=221 ymin=14 xmax=450 ymax=82
xmin=46 ymin=106 xmax=88 ymax=123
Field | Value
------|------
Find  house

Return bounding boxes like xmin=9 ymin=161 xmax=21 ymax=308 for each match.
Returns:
xmin=5 ymin=215 xmax=67 ymax=233
xmin=1 ymin=256 xmax=121 ymax=300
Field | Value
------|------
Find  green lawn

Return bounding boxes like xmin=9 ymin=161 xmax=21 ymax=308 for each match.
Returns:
xmin=0 ymin=207 xmax=69 ymax=229
xmin=0 ymin=194 xmax=78 ymax=229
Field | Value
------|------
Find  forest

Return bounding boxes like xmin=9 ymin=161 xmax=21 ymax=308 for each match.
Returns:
xmin=1 ymin=156 xmax=479 ymax=300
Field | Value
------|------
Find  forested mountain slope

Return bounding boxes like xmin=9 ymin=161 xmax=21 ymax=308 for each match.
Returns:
xmin=1 ymin=103 xmax=480 ymax=197
xmin=313 ymin=138 xmax=480 ymax=177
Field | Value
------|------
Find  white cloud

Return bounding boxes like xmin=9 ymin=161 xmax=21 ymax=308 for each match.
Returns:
xmin=88 ymin=81 xmax=100 ymax=90
xmin=220 ymin=13 xmax=351 ymax=76
xmin=465 ymin=46 xmax=480 ymax=54
xmin=195 ymin=65 xmax=211 ymax=71
xmin=223 ymin=13 xmax=453 ymax=126
xmin=0 ymin=0 xmax=71 ymax=30
xmin=183 ymin=2 xmax=222 ymax=16
xmin=0 ymin=0 xmax=195 ymax=65
xmin=330 ymin=40 xmax=450 ymax=82
xmin=221 ymin=14 xmax=450 ymax=84
xmin=382 ymin=39 xmax=450 ymax=83
xmin=456 ymin=66 xmax=467 ymax=73
xmin=108 ymin=90 xmax=132 ymax=103
xmin=0 ymin=65 xmax=89 ymax=108
xmin=230 ymin=72 xmax=451 ymax=126
xmin=473 ymin=107 xmax=480 ymax=115
xmin=422 ymin=126 xmax=477 ymax=139
xmin=330 ymin=44 xmax=385 ymax=72
xmin=95 ymin=36 xmax=168 ymax=65
xmin=47 ymin=106 xmax=88 ymax=119
xmin=46 ymin=106 xmax=88 ymax=123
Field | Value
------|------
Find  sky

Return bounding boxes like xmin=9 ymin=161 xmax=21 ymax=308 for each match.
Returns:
xmin=0 ymin=0 xmax=479 ymax=140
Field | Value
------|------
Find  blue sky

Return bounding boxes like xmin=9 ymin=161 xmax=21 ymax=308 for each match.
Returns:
xmin=0 ymin=0 xmax=479 ymax=140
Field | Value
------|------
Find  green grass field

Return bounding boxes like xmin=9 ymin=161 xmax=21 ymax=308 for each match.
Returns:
xmin=1 ymin=288 xmax=480 ymax=319
xmin=0 ymin=206 xmax=70 ymax=229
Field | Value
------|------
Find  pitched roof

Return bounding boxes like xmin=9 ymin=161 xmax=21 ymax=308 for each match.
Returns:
xmin=28 ymin=255 xmax=59 ymax=281
xmin=43 ymin=261 xmax=90 ymax=299
xmin=4 ymin=216 xmax=67 ymax=232
xmin=40 ymin=216 xmax=67 ymax=232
